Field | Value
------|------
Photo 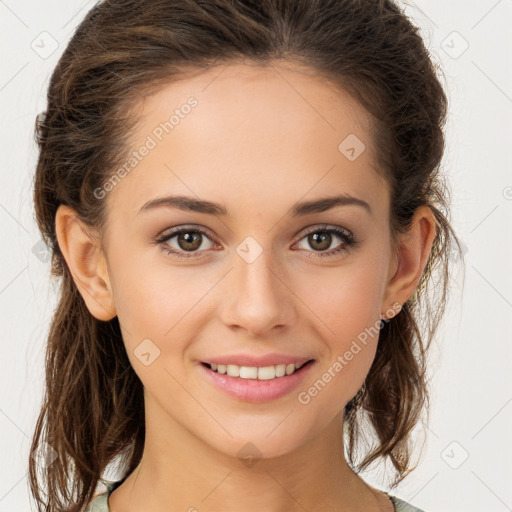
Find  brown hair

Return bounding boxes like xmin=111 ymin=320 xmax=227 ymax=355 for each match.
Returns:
xmin=29 ymin=0 xmax=463 ymax=510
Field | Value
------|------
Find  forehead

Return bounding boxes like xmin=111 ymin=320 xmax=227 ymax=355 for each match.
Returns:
xmin=105 ymin=60 xmax=388 ymax=220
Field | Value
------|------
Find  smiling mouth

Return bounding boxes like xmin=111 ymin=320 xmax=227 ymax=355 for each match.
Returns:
xmin=201 ymin=360 xmax=314 ymax=381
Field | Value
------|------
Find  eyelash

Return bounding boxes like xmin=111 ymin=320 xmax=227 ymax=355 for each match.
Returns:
xmin=154 ymin=224 xmax=360 ymax=260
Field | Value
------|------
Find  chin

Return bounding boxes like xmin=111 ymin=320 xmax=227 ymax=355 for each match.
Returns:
xmin=200 ymin=424 xmax=313 ymax=464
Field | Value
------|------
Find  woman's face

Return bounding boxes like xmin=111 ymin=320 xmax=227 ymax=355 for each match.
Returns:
xmin=99 ymin=61 xmax=399 ymax=458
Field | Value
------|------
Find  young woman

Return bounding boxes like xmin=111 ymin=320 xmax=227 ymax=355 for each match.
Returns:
xmin=29 ymin=1 xmax=461 ymax=511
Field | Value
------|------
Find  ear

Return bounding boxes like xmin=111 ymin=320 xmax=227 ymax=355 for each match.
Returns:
xmin=55 ymin=204 xmax=116 ymax=321
xmin=381 ymin=205 xmax=437 ymax=318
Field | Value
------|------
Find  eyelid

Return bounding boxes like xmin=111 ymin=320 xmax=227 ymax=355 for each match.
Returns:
xmin=155 ymin=224 xmax=217 ymax=243
xmin=297 ymin=223 xmax=352 ymax=238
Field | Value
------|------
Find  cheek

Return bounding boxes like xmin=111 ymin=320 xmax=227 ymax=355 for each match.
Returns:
xmin=300 ymin=259 xmax=385 ymax=339
xmin=110 ymin=243 xmax=190 ymax=323
xmin=297 ymin=293 xmax=381 ymax=421
xmin=294 ymin=262 xmax=384 ymax=407
xmin=109 ymin=252 xmax=218 ymax=361
xmin=109 ymin=262 xmax=202 ymax=397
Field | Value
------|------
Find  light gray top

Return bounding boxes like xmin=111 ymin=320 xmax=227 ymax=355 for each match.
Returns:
xmin=84 ymin=479 xmax=427 ymax=512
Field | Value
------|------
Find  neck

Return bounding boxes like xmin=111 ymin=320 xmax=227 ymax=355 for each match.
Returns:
xmin=109 ymin=403 xmax=386 ymax=512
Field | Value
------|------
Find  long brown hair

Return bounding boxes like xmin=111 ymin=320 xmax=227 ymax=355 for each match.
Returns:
xmin=29 ymin=0 xmax=463 ymax=510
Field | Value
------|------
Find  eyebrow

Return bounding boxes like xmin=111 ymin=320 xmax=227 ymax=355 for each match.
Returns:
xmin=137 ymin=193 xmax=371 ymax=217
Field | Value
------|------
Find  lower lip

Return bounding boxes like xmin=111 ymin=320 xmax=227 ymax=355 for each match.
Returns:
xmin=198 ymin=361 xmax=315 ymax=403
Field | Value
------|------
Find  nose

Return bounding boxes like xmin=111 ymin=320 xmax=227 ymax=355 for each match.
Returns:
xmin=218 ymin=247 xmax=296 ymax=337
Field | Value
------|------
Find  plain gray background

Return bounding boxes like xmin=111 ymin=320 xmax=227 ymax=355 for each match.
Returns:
xmin=1 ymin=1 xmax=511 ymax=511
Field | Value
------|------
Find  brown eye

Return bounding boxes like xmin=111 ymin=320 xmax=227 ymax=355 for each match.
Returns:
xmin=307 ymin=232 xmax=333 ymax=251
xmin=156 ymin=226 xmax=216 ymax=259
xmin=175 ymin=231 xmax=203 ymax=251
xmin=295 ymin=225 xmax=358 ymax=258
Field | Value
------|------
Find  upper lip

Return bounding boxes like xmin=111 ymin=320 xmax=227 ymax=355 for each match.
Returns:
xmin=201 ymin=353 xmax=314 ymax=367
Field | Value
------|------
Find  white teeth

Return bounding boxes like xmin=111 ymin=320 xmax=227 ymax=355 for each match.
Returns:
xmin=240 ymin=366 xmax=258 ymax=379
xmin=207 ymin=361 xmax=308 ymax=380
xmin=258 ymin=366 xmax=276 ymax=380
xmin=226 ymin=364 xmax=239 ymax=377
xmin=275 ymin=364 xmax=286 ymax=377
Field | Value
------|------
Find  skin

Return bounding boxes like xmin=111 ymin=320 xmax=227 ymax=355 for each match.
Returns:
xmin=55 ymin=60 xmax=436 ymax=512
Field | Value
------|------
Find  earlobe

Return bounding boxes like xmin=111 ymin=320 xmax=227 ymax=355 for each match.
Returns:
xmin=54 ymin=204 xmax=116 ymax=321
xmin=382 ymin=205 xmax=437 ymax=313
